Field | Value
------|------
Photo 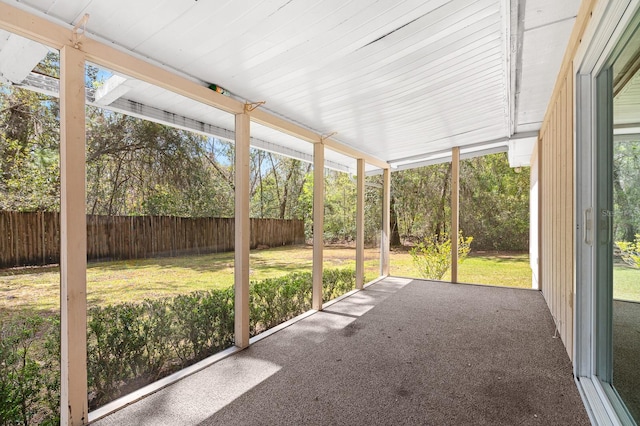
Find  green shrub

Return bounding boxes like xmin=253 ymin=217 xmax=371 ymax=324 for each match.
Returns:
xmin=139 ymin=299 xmax=174 ymax=378
xmin=616 ymin=235 xmax=640 ymax=268
xmin=172 ymin=288 xmax=234 ymax=364
xmin=250 ymin=272 xmax=312 ymax=335
xmin=87 ymin=303 xmax=147 ymax=407
xmin=410 ymin=233 xmax=473 ymax=280
xmin=323 ymin=268 xmax=356 ymax=300
xmin=4 ymin=267 xmax=357 ymax=419
xmin=0 ymin=316 xmax=59 ymax=425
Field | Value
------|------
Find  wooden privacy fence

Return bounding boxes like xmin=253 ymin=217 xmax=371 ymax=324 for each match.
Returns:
xmin=0 ymin=211 xmax=305 ymax=268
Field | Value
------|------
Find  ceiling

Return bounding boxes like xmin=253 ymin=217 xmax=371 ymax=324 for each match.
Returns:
xmin=614 ymin=21 xmax=640 ymax=142
xmin=0 ymin=0 xmax=581 ymax=173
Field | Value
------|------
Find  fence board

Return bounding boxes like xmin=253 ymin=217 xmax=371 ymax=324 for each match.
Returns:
xmin=0 ymin=212 xmax=305 ymax=268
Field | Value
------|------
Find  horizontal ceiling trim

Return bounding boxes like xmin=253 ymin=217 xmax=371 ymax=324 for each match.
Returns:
xmin=389 ymin=137 xmax=507 ymax=164
xmin=17 ymin=71 xmax=353 ymax=173
xmin=390 ymin=145 xmax=509 ymax=171
xmin=388 ymin=129 xmax=538 ymax=166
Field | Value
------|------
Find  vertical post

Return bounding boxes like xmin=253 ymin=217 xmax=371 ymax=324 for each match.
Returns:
xmin=381 ymin=168 xmax=391 ymax=276
xmin=234 ymin=113 xmax=250 ymax=348
xmin=451 ymin=147 xmax=460 ymax=283
xmin=537 ymin=137 xmax=543 ymax=290
xmin=59 ymin=45 xmax=88 ymax=426
xmin=356 ymin=159 xmax=365 ymax=289
xmin=312 ymin=142 xmax=325 ymax=310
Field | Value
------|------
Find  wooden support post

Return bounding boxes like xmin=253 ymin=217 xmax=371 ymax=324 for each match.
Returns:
xmin=356 ymin=159 xmax=365 ymax=289
xmin=312 ymin=142 xmax=325 ymax=310
xmin=381 ymin=168 xmax=391 ymax=276
xmin=234 ymin=113 xmax=250 ymax=348
xmin=451 ymin=147 xmax=460 ymax=283
xmin=59 ymin=45 xmax=88 ymax=426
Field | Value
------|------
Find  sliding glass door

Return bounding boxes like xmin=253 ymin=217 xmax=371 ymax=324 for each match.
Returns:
xmin=595 ymin=12 xmax=640 ymax=423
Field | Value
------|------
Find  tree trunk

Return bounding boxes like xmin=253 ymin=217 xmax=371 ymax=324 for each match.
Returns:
xmin=390 ymin=194 xmax=402 ymax=246
xmin=434 ymin=163 xmax=452 ymax=240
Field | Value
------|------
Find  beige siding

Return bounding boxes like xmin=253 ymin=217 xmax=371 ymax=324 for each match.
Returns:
xmin=539 ymin=72 xmax=574 ymax=359
xmin=537 ymin=0 xmax=598 ymax=360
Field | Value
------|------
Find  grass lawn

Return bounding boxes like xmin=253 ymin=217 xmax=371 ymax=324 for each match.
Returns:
xmin=1 ymin=245 xmax=536 ymax=320
xmin=390 ymin=250 xmax=533 ymax=289
xmin=614 ymin=264 xmax=640 ymax=302
xmin=0 ymin=245 xmax=381 ymax=319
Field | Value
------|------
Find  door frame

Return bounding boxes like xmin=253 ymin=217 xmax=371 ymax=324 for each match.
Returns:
xmin=574 ymin=0 xmax=640 ymax=424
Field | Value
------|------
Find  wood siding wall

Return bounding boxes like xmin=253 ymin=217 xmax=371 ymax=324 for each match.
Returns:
xmin=536 ymin=0 xmax=598 ymax=361
xmin=539 ymin=69 xmax=575 ymax=359
xmin=0 ymin=211 xmax=305 ymax=268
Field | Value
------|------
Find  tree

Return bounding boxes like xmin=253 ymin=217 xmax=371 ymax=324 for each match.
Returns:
xmin=459 ymin=153 xmax=530 ymax=251
xmin=323 ymin=170 xmax=357 ymax=243
xmin=390 ymin=162 xmax=452 ymax=241
xmin=389 ymin=153 xmax=530 ymax=251
xmin=85 ymin=110 xmax=235 ymax=217
xmin=613 ymin=140 xmax=640 ymax=242
xmin=250 ymin=152 xmax=310 ymax=220
xmin=0 ymin=83 xmax=60 ymax=211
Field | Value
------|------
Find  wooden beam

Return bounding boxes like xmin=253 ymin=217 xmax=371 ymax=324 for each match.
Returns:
xmin=324 ymin=137 xmax=389 ymax=170
xmin=381 ymin=168 xmax=391 ymax=276
xmin=0 ymin=2 xmax=70 ymax=50
xmin=250 ymin=108 xmax=320 ymax=144
xmin=356 ymin=158 xmax=365 ymax=289
xmin=312 ymin=142 xmax=325 ymax=310
xmin=83 ymin=38 xmax=244 ymax=115
xmin=0 ymin=3 xmax=243 ymax=115
xmin=59 ymin=45 xmax=88 ymax=426
xmin=234 ymin=113 xmax=250 ymax=348
xmin=451 ymin=147 xmax=460 ymax=283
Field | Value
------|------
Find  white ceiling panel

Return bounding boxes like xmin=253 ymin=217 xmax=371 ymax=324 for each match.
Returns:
xmin=515 ymin=0 xmax=580 ymax=134
xmin=524 ymin=0 xmax=582 ymax=30
xmin=615 ymin=71 xmax=640 ymax=126
xmin=517 ymin=20 xmax=575 ymax=129
xmin=0 ymin=0 xmax=582 ymax=170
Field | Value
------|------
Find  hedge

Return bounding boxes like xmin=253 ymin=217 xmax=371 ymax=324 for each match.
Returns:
xmin=0 ymin=267 xmax=356 ymax=424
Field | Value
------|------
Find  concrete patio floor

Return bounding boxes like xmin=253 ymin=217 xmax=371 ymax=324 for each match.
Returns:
xmin=93 ymin=278 xmax=590 ymax=425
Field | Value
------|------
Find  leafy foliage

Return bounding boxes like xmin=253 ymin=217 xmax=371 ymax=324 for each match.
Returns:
xmin=250 ymin=273 xmax=312 ymax=334
xmin=322 ymin=268 xmax=357 ymax=300
xmin=613 ymin=141 xmax=640 ymax=242
xmin=391 ymin=163 xmax=452 ymax=242
xmin=616 ymin=235 xmax=640 ymax=268
xmin=459 ymin=154 xmax=530 ymax=251
xmin=390 ymin=154 xmax=530 ymax=251
xmin=86 ymin=288 xmax=235 ymax=408
xmin=323 ymin=170 xmax=357 ymax=243
xmin=2 ymin=61 xmax=529 ymax=252
xmin=2 ymin=268 xmax=355 ymax=421
xmin=410 ymin=233 xmax=473 ymax=280
xmin=0 ymin=317 xmax=59 ymax=426
xmin=0 ymin=85 xmax=60 ymax=212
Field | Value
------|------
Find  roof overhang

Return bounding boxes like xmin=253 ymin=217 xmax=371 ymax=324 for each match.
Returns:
xmin=0 ymin=0 xmax=580 ymax=171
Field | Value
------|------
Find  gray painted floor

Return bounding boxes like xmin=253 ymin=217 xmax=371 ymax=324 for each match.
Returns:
xmin=93 ymin=278 xmax=590 ymax=425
